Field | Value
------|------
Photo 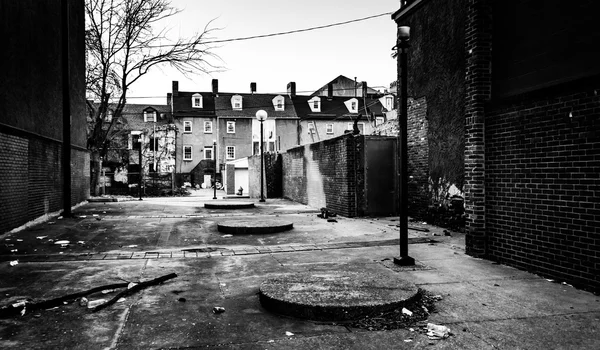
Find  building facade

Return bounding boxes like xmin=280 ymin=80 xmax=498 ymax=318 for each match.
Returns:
xmin=393 ymin=0 xmax=600 ymax=292
xmin=1 ymin=0 xmax=89 ymax=233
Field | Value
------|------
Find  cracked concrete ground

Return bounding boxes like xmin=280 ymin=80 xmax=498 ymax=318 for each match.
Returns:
xmin=1 ymin=189 xmax=599 ymax=349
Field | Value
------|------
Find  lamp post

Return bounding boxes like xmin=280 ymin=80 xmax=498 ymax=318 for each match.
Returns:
xmin=255 ymin=110 xmax=268 ymax=202
xmin=394 ymin=26 xmax=415 ymax=266
xmin=213 ymin=139 xmax=217 ymax=199
xmin=138 ymin=138 xmax=143 ymax=201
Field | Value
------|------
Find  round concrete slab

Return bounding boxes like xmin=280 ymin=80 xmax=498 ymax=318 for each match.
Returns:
xmin=217 ymin=220 xmax=293 ymax=234
xmin=259 ymin=271 xmax=419 ymax=321
xmin=204 ymin=201 xmax=255 ymax=209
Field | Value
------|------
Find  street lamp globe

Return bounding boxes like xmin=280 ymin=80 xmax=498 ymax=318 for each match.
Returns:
xmin=398 ymin=26 xmax=410 ymax=40
xmin=256 ymin=109 xmax=268 ymax=122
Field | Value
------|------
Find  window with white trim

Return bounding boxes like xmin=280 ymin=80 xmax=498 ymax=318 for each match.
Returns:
xmin=226 ymin=121 xmax=235 ymax=133
xmin=273 ymin=95 xmax=285 ymax=111
xmin=308 ymin=97 xmax=321 ymax=112
xmin=204 ymin=146 xmax=213 ymax=159
xmin=204 ymin=121 xmax=213 ymax=133
xmin=183 ymin=121 xmax=192 ymax=133
xmin=183 ymin=145 xmax=193 ymax=160
xmin=344 ymin=98 xmax=359 ymax=113
xmin=192 ymin=93 xmax=203 ymax=108
xmin=226 ymin=146 xmax=235 ymax=159
xmin=326 ymin=124 xmax=333 ymax=134
xmin=375 ymin=117 xmax=384 ymax=126
xmin=347 ymin=122 xmax=365 ymax=133
xmin=308 ymin=122 xmax=316 ymax=134
xmin=144 ymin=110 xmax=157 ymax=122
xmin=231 ymin=95 xmax=243 ymax=110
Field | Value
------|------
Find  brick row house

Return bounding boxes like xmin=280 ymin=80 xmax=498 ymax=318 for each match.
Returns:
xmin=170 ymin=78 xmax=394 ymax=193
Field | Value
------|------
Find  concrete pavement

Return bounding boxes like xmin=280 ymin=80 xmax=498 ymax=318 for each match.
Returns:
xmin=1 ymin=189 xmax=599 ymax=349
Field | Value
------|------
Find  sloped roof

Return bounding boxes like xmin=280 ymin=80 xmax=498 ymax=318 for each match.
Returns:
xmin=291 ymin=95 xmax=384 ymax=121
xmin=90 ymin=102 xmax=172 ymax=130
xmin=172 ymin=91 xmax=215 ymax=117
xmin=214 ymin=93 xmax=297 ymax=119
xmin=310 ymin=75 xmax=381 ymax=98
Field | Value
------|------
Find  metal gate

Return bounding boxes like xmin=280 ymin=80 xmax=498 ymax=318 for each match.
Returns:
xmin=364 ymin=137 xmax=397 ymax=216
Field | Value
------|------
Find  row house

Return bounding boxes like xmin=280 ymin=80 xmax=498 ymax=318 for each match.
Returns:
xmin=289 ymin=81 xmax=395 ymax=145
xmin=171 ymin=78 xmax=395 ymax=189
xmin=90 ymin=102 xmax=175 ymax=192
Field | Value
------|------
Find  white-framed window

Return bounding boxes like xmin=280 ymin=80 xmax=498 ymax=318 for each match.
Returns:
xmin=273 ymin=95 xmax=285 ymax=111
xmin=129 ymin=131 xmax=142 ymax=150
xmin=344 ymin=98 xmax=359 ymax=113
xmin=326 ymin=124 xmax=333 ymax=134
xmin=144 ymin=110 xmax=157 ymax=122
xmin=192 ymin=93 xmax=203 ymax=108
xmin=347 ymin=122 xmax=365 ymax=133
xmin=183 ymin=145 xmax=193 ymax=161
xmin=379 ymin=94 xmax=395 ymax=111
xmin=204 ymin=121 xmax=213 ymax=133
xmin=375 ymin=117 xmax=385 ymax=126
xmin=226 ymin=121 xmax=236 ymax=133
xmin=226 ymin=146 xmax=235 ymax=159
xmin=308 ymin=97 xmax=321 ymax=112
xmin=308 ymin=122 xmax=316 ymax=134
xmin=231 ymin=95 xmax=243 ymax=110
xmin=183 ymin=120 xmax=192 ymax=133
xmin=204 ymin=146 xmax=213 ymax=160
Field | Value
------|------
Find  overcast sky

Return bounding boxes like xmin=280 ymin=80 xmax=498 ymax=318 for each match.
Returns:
xmin=128 ymin=0 xmax=401 ymax=104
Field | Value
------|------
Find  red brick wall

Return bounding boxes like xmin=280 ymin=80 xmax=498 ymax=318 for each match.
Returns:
xmin=485 ymin=82 xmax=600 ymax=291
xmin=407 ymin=97 xmax=429 ymax=218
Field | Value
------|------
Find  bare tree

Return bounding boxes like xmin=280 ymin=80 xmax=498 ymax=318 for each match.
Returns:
xmin=85 ymin=0 xmax=220 ymax=195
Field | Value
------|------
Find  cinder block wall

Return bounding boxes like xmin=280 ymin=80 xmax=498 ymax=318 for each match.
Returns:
xmin=485 ymin=83 xmax=600 ymax=291
xmin=282 ymin=134 xmax=357 ymax=217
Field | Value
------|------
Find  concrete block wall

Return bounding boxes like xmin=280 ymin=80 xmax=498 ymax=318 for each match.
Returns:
xmin=485 ymin=83 xmax=600 ymax=291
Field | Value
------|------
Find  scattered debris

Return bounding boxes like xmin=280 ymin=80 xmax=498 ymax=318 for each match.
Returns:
xmin=178 ymin=298 xmax=186 ymax=303
xmin=101 ymin=289 xmax=117 ymax=294
xmin=213 ymin=307 xmax=225 ymax=314
xmin=408 ymin=226 xmax=430 ymax=232
xmin=402 ymin=308 xmax=413 ymax=316
xmin=54 ymin=240 xmax=70 ymax=245
xmin=317 ymin=208 xmax=337 ymax=219
xmin=426 ymin=323 xmax=451 ymax=340
xmin=79 ymin=215 xmax=87 ymax=218
xmin=79 ymin=297 xmax=88 ymax=307
xmin=127 ymin=282 xmax=138 ymax=290
xmin=443 ymin=230 xmax=452 ymax=236
xmin=117 ymin=298 xmax=126 ymax=303
xmin=57 ymin=216 xmax=63 ymax=220
xmin=285 ymin=331 xmax=294 ymax=336
xmin=10 ymin=249 xmax=17 ymax=253
xmin=16 ymin=239 xmax=23 ymax=242
xmin=92 ymin=273 xmax=177 ymax=312
xmin=126 ymin=245 xmax=138 ymax=248
xmin=92 ymin=214 xmax=99 ymax=217
xmin=222 ymin=234 xmax=233 ymax=238
xmin=77 ymin=241 xmax=85 ymax=245
xmin=9 ymin=260 xmax=18 ymax=266
xmin=404 ymin=339 xmax=413 ymax=343
xmin=327 ymin=218 xmax=338 ymax=223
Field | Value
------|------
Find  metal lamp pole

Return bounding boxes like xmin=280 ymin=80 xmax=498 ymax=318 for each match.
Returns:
xmin=394 ymin=26 xmax=415 ymax=266
xmin=213 ymin=140 xmax=217 ymax=199
xmin=256 ymin=110 xmax=268 ymax=202
xmin=138 ymin=139 xmax=143 ymax=201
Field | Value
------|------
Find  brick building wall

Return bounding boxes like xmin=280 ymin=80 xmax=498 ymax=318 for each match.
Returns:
xmin=485 ymin=81 xmax=600 ymax=291
xmin=407 ymin=97 xmax=429 ymax=218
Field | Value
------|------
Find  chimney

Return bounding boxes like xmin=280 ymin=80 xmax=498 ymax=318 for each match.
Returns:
xmin=172 ymin=81 xmax=179 ymax=97
xmin=212 ymin=79 xmax=218 ymax=94
xmin=250 ymin=82 xmax=256 ymax=94
xmin=327 ymin=83 xmax=333 ymax=99
xmin=362 ymin=81 xmax=368 ymax=97
xmin=287 ymin=82 xmax=296 ymax=98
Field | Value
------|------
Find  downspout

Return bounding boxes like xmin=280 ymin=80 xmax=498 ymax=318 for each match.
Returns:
xmin=61 ymin=0 xmax=72 ymax=215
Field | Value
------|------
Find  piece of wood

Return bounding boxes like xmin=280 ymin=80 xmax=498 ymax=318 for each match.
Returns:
xmin=92 ymin=273 xmax=178 ymax=312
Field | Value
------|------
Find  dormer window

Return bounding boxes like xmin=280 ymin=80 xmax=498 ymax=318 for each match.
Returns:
xmin=344 ymin=98 xmax=359 ymax=113
xmin=144 ymin=110 xmax=157 ymax=122
xmin=273 ymin=95 xmax=285 ymax=111
xmin=192 ymin=93 xmax=203 ymax=108
xmin=308 ymin=97 xmax=321 ymax=112
xmin=231 ymin=95 xmax=243 ymax=110
xmin=379 ymin=94 xmax=395 ymax=111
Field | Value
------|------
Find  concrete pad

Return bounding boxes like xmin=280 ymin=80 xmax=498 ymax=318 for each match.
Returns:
xmin=204 ymin=201 xmax=255 ymax=209
xmin=217 ymin=220 xmax=293 ymax=234
xmin=259 ymin=271 xmax=419 ymax=321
